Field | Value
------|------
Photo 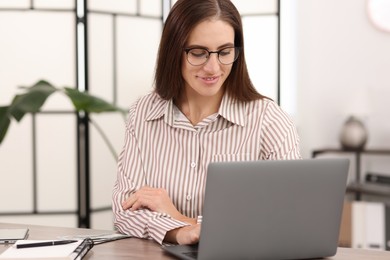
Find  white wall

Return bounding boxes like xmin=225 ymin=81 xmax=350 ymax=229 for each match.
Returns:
xmin=294 ymin=0 xmax=390 ymax=176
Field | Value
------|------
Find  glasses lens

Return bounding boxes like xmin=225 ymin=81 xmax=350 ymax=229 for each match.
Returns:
xmin=185 ymin=47 xmax=239 ymax=66
xmin=187 ymin=48 xmax=209 ymax=66
xmin=218 ymin=47 xmax=238 ymax=65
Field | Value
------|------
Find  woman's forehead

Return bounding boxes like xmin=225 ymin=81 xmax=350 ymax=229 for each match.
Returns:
xmin=186 ymin=19 xmax=235 ymax=48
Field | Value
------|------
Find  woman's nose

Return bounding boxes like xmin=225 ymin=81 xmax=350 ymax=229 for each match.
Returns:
xmin=203 ymin=54 xmax=220 ymax=72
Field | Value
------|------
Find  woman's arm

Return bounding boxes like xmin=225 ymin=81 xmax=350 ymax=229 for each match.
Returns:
xmin=112 ymin=103 xmax=200 ymax=244
xmin=112 ymin=103 xmax=192 ymax=244
xmin=260 ymin=101 xmax=301 ymax=160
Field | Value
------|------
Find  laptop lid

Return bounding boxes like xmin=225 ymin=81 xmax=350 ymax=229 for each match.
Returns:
xmin=164 ymin=158 xmax=349 ymax=260
xmin=0 ymin=229 xmax=29 ymax=244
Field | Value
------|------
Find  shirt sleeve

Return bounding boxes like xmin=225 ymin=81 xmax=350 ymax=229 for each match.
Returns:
xmin=112 ymin=101 xmax=189 ymax=245
xmin=260 ymin=101 xmax=301 ymax=160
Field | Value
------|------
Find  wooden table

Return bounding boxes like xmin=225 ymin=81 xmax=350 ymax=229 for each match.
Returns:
xmin=1 ymin=222 xmax=390 ymax=259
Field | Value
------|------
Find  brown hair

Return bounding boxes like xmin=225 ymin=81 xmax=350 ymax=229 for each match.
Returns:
xmin=154 ymin=0 xmax=265 ymax=101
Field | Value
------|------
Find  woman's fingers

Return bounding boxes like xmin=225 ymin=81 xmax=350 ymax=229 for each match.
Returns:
xmin=122 ymin=186 xmax=172 ymax=212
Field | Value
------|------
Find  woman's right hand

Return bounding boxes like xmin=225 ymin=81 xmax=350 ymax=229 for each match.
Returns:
xmin=165 ymin=224 xmax=201 ymax=245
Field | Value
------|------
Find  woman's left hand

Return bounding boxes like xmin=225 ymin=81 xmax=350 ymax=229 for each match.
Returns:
xmin=122 ymin=186 xmax=193 ymax=223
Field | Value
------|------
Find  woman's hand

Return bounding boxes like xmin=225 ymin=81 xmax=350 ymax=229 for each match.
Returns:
xmin=122 ymin=186 xmax=200 ymax=244
xmin=121 ymin=186 xmax=195 ymax=224
xmin=165 ymin=224 xmax=201 ymax=245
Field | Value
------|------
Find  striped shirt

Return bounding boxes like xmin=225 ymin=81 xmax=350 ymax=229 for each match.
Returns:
xmin=112 ymin=91 xmax=301 ymax=244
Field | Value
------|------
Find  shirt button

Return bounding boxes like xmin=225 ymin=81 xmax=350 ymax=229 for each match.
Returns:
xmin=186 ymin=195 xmax=192 ymax=201
xmin=190 ymin=162 xmax=196 ymax=168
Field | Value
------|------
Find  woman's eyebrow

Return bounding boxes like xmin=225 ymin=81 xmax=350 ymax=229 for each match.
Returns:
xmin=218 ymin=43 xmax=235 ymax=48
xmin=185 ymin=43 xmax=235 ymax=49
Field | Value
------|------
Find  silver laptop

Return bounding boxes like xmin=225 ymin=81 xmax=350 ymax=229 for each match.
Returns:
xmin=163 ymin=158 xmax=349 ymax=260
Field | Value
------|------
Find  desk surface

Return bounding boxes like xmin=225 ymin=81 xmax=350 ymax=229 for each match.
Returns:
xmin=1 ymin=222 xmax=390 ymax=260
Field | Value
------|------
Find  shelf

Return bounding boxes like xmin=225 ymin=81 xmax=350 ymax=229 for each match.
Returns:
xmin=313 ymin=148 xmax=390 ymax=200
xmin=347 ymin=182 xmax=390 ymax=198
xmin=313 ymin=148 xmax=390 ymax=157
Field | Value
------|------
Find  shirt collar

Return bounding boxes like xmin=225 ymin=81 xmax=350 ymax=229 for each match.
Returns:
xmin=218 ymin=94 xmax=246 ymax=127
xmin=145 ymin=92 xmax=246 ymax=127
xmin=145 ymin=93 xmax=173 ymax=125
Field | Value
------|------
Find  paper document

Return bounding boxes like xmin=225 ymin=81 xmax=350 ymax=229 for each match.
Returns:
xmin=59 ymin=232 xmax=131 ymax=245
xmin=0 ymin=238 xmax=93 ymax=260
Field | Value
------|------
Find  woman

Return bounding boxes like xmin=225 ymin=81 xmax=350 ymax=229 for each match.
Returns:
xmin=112 ymin=0 xmax=301 ymax=245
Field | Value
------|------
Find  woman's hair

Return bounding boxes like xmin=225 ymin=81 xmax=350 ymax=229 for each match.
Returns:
xmin=154 ymin=0 xmax=265 ymax=101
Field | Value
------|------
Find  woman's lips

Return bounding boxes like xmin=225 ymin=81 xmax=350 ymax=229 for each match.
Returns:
xmin=198 ymin=76 xmax=220 ymax=84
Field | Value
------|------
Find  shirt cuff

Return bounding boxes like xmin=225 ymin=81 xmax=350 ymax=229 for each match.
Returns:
xmin=148 ymin=215 xmax=190 ymax=244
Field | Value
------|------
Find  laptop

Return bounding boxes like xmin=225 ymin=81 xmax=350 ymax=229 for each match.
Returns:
xmin=0 ymin=228 xmax=29 ymax=244
xmin=163 ymin=158 xmax=349 ymax=260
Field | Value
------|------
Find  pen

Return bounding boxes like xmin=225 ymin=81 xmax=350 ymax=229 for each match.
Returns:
xmin=16 ymin=240 xmax=78 ymax=249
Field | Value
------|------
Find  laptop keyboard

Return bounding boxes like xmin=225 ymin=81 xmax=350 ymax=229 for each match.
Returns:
xmin=183 ymin=251 xmax=198 ymax=259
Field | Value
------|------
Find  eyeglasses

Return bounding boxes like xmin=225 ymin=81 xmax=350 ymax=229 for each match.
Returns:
xmin=184 ymin=47 xmax=240 ymax=66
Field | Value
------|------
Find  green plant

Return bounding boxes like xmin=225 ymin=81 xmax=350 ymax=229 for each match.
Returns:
xmin=0 ymin=80 xmax=127 ymax=159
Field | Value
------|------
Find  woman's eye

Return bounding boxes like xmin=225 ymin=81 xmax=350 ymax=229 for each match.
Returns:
xmin=190 ymin=49 xmax=208 ymax=58
xmin=219 ymin=48 xmax=233 ymax=56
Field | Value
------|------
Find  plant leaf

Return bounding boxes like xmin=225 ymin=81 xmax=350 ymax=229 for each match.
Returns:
xmin=64 ymin=87 xmax=126 ymax=115
xmin=8 ymin=80 xmax=57 ymax=121
xmin=0 ymin=106 xmax=11 ymax=144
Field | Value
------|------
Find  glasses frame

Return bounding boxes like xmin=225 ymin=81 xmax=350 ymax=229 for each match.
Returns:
xmin=184 ymin=46 xmax=240 ymax=66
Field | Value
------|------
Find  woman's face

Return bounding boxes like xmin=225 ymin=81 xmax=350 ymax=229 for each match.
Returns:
xmin=181 ymin=19 xmax=235 ymax=99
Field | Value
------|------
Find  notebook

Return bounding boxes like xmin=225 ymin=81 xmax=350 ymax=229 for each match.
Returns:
xmin=163 ymin=158 xmax=349 ymax=260
xmin=0 ymin=238 xmax=94 ymax=260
